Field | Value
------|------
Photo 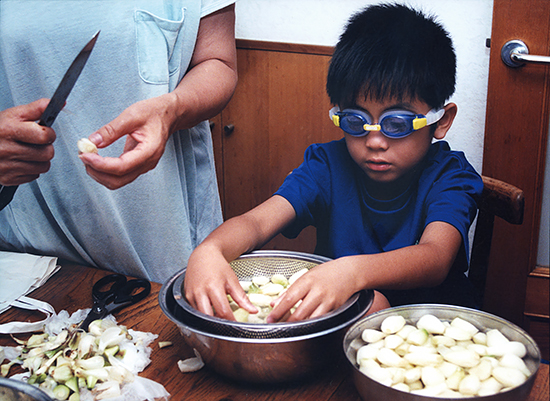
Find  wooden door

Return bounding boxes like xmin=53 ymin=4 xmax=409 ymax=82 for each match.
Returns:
xmin=216 ymin=40 xmax=341 ymax=253
xmin=482 ymin=0 xmax=549 ymax=358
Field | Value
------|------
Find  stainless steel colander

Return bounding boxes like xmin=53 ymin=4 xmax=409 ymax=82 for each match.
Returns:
xmin=171 ymin=250 xmax=373 ymax=339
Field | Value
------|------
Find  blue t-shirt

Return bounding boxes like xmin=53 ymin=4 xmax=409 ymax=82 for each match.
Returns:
xmin=275 ymin=139 xmax=483 ymax=307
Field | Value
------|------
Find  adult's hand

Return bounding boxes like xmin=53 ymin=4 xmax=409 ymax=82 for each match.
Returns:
xmin=77 ymin=95 xmax=175 ymax=189
xmin=78 ymin=4 xmax=237 ymax=189
xmin=0 ymin=99 xmax=56 ymax=186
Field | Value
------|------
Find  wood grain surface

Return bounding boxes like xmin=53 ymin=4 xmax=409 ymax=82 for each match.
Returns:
xmin=1 ymin=264 xmax=548 ymax=400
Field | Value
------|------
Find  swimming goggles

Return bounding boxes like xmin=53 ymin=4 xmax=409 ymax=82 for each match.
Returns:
xmin=329 ymin=106 xmax=445 ymax=138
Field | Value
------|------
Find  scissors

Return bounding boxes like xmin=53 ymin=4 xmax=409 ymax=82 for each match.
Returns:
xmin=79 ymin=273 xmax=151 ymax=331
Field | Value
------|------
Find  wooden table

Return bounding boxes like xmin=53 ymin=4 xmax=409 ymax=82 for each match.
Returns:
xmin=1 ymin=264 xmax=548 ymax=400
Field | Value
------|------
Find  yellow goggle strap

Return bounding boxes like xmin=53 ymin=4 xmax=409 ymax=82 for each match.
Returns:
xmin=412 ymin=117 xmax=428 ymax=130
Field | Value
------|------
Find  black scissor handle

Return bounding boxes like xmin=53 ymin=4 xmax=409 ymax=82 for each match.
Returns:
xmin=92 ymin=274 xmax=127 ymax=301
xmin=114 ymin=279 xmax=151 ymax=304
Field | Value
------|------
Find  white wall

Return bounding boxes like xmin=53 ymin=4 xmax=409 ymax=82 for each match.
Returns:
xmin=234 ymin=0 xmax=494 ymax=175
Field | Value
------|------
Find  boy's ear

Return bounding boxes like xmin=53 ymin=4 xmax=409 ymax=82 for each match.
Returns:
xmin=433 ymin=103 xmax=457 ymax=140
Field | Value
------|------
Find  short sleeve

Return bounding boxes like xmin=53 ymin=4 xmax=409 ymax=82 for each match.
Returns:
xmin=275 ymin=143 xmax=334 ymax=237
xmin=423 ymin=146 xmax=483 ymax=258
xmin=201 ymin=0 xmax=235 ymax=17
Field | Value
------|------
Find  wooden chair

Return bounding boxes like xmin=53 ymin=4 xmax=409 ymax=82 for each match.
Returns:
xmin=469 ymin=176 xmax=525 ymax=308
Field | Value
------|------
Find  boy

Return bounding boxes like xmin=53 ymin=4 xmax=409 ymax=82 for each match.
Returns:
xmin=184 ymin=3 xmax=483 ymax=322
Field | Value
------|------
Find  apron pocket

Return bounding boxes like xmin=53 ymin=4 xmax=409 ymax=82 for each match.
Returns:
xmin=135 ymin=8 xmax=185 ymax=84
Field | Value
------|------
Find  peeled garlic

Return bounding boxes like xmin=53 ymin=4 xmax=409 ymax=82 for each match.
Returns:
xmin=376 ymin=348 xmax=406 ymax=368
xmin=492 ymin=366 xmax=527 ymax=388
xmin=407 ymin=328 xmax=429 ymax=346
xmin=288 ymin=268 xmax=308 ymax=285
xmin=252 ymin=275 xmax=270 ymax=286
xmin=469 ymin=358 xmax=493 ymax=381
xmin=392 ymin=382 xmax=410 ymax=392
xmin=458 ymin=374 xmax=481 ymax=396
xmin=356 ymin=344 xmax=379 ymax=364
xmin=247 ymin=293 xmax=273 ymax=307
xmin=442 ymin=349 xmax=480 ymax=368
xmin=450 ymin=317 xmax=479 ymax=337
xmin=381 ymin=315 xmax=406 ymax=334
xmin=77 ymin=138 xmax=98 ymax=154
xmin=260 ymin=282 xmax=285 ymax=296
xmin=384 ymin=334 xmax=404 ymax=350
xmin=362 ymin=328 xmax=386 ymax=343
xmin=417 ymin=314 xmax=446 ymax=334
xmin=421 ymin=366 xmax=446 ymax=387
xmin=404 ymin=351 xmax=443 ymax=366
xmin=499 ymin=353 xmax=531 ymax=376
xmin=271 ymin=274 xmax=288 ymax=287
xmin=396 ymin=324 xmax=416 ymax=340
xmin=354 ymin=313 xmax=534 ymax=398
xmin=486 ymin=329 xmax=510 ymax=347
xmin=444 ymin=326 xmax=472 ymax=341
xmin=404 ymin=367 xmax=422 ymax=384
xmin=478 ymin=376 xmax=503 ymax=395
xmin=473 ymin=332 xmax=487 ymax=345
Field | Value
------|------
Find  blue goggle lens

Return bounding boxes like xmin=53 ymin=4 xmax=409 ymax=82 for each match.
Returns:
xmin=341 ymin=114 xmax=368 ymax=135
xmin=330 ymin=107 xmax=445 ymax=138
xmin=339 ymin=110 xmax=415 ymax=138
xmin=382 ymin=115 xmax=412 ymax=136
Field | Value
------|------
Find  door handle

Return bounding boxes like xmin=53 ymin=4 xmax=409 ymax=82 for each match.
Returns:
xmin=501 ymin=40 xmax=550 ymax=68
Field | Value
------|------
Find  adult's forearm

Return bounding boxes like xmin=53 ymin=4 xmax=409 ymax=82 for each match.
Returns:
xmin=164 ymin=4 xmax=237 ymax=134
xmin=166 ymin=58 xmax=237 ymax=133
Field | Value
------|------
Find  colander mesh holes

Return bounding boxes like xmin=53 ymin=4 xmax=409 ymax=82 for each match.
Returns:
xmin=230 ymin=257 xmax=319 ymax=280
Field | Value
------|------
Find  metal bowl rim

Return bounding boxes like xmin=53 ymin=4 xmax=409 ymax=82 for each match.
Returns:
xmin=343 ymin=303 xmax=542 ymax=357
xmin=160 ymin=270 xmax=373 ymax=343
xmin=0 ymin=377 xmax=54 ymax=401
xmin=172 ymin=250 xmax=361 ymax=330
xmin=342 ymin=303 xmax=542 ymax=400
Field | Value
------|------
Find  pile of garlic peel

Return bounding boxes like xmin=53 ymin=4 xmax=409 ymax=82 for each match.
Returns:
xmin=0 ymin=314 xmax=166 ymax=401
xmin=352 ymin=313 xmax=533 ymax=398
xmin=230 ymin=268 xmax=308 ymax=323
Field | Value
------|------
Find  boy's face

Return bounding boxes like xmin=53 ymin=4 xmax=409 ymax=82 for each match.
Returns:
xmin=343 ymin=96 xmax=451 ymax=195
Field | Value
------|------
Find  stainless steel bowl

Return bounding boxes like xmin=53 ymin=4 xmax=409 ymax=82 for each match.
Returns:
xmin=0 ymin=377 xmax=53 ymax=401
xmin=343 ymin=304 xmax=541 ymax=401
xmin=160 ymin=258 xmax=374 ymax=383
xmin=171 ymin=250 xmax=364 ymax=339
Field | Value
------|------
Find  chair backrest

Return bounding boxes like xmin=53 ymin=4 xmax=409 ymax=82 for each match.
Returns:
xmin=469 ymin=176 xmax=525 ymax=307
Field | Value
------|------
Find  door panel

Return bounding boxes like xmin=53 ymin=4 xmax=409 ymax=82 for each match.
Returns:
xmin=483 ymin=0 xmax=549 ymax=358
xmin=218 ymin=41 xmax=341 ymax=252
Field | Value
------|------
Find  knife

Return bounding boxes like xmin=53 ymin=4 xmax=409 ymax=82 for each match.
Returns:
xmin=0 ymin=30 xmax=100 ymax=210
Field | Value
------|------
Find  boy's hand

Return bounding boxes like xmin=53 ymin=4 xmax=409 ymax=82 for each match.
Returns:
xmin=267 ymin=259 xmax=359 ymax=323
xmin=184 ymin=246 xmax=258 ymax=320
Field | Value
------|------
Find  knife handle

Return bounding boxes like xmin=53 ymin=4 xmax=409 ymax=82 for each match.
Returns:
xmin=0 ymin=185 xmax=18 ymax=210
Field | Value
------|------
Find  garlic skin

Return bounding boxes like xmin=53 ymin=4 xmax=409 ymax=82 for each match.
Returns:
xmin=77 ymin=138 xmax=98 ymax=154
xmin=177 ymin=349 xmax=204 ymax=373
xmin=1 ymin=312 xmax=167 ymax=400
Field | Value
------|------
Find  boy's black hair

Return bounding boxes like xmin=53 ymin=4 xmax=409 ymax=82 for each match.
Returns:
xmin=326 ymin=3 xmax=456 ymax=110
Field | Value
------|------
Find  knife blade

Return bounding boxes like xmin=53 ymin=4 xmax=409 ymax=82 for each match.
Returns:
xmin=38 ymin=30 xmax=100 ymax=127
xmin=0 ymin=30 xmax=100 ymax=210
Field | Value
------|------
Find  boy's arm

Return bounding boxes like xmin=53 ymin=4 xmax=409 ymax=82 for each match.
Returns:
xmin=268 ymin=221 xmax=462 ymax=322
xmin=184 ymin=195 xmax=296 ymax=320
